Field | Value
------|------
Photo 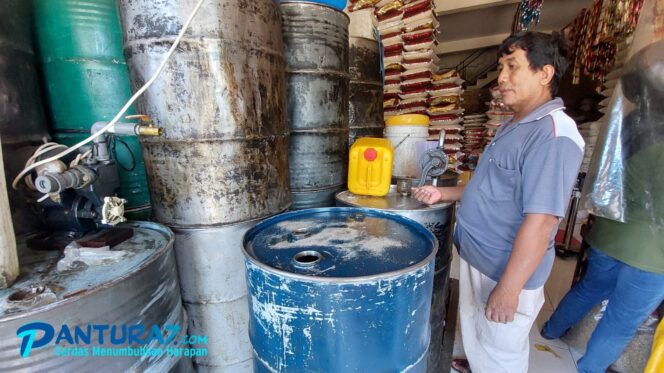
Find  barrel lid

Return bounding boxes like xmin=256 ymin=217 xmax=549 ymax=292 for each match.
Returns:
xmin=385 ymin=114 xmax=429 ymax=127
xmin=280 ymin=1 xmax=350 ymax=20
xmin=335 ymin=187 xmax=452 ymax=211
xmin=242 ymin=208 xmax=436 ymax=280
xmin=0 ymin=222 xmax=173 ymax=318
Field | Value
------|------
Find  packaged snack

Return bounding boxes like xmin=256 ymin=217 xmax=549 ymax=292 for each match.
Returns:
xmin=398 ymin=87 xmax=428 ymax=99
xmin=429 ymin=84 xmax=463 ymax=96
xmin=427 ymin=103 xmax=459 ymax=114
xmin=399 ymin=97 xmax=428 ymax=108
xmin=401 ymin=0 xmax=432 ymax=14
xmin=400 ymin=78 xmax=431 ymax=91
xmin=375 ymin=0 xmax=403 ymax=16
xmin=402 ymin=29 xmax=435 ymax=43
xmin=400 ymin=68 xmax=431 ymax=80
xmin=428 ymin=95 xmax=459 ymax=106
xmin=402 ymin=17 xmax=438 ymax=33
xmin=383 ymin=98 xmax=400 ymax=108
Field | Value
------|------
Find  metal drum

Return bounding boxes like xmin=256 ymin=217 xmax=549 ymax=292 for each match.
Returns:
xmin=118 ymin=0 xmax=291 ymax=370
xmin=172 ymin=216 xmax=278 ymax=372
xmin=336 ymin=187 xmax=455 ymax=373
xmin=0 ymin=0 xmax=50 ymax=235
xmin=118 ymin=0 xmax=291 ymax=227
xmin=437 ymin=171 xmax=461 ymax=187
xmin=0 ymin=222 xmax=192 ymax=372
xmin=349 ymin=37 xmax=383 ymax=146
xmin=32 ymin=0 xmax=152 ymax=219
xmin=281 ymin=2 xmax=350 ymax=209
xmin=243 ymin=208 xmax=436 ymax=373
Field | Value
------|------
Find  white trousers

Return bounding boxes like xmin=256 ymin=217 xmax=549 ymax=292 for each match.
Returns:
xmin=459 ymin=257 xmax=545 ymax=373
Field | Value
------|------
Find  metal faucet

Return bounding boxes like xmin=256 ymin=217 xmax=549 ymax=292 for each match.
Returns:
xmin=416 ymin=130 xmax=448 ymax=187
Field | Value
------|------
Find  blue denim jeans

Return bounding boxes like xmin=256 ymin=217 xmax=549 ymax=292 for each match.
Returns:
xmin=541 ymin=247 xmax=664 ymax=373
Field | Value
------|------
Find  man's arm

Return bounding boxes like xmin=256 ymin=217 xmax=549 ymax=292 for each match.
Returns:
xmin=484 ymin=213 xmax=559 ymax=323
xmin=411 ymin=185 xmax=465 ymax=204
xmin=486 ymin=134 xmax=584 ymax=323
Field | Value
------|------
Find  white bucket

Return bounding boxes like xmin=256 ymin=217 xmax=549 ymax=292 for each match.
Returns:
xmin=385 ymin=124 xmax=429 ymax=179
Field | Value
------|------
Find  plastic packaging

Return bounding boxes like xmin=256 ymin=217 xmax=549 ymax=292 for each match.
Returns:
xmin=581 ymin=0 xmax=664 ymax=225
xmin=402 ymin=17 xmax=438 ymax=33
xmin=57 ymin=241 xmax=127 ymax=271
xmin=401 ymin=68 xmax=431 ymax=80
xmin=400 ymin=78 xmax=430 ymax=90
xmin=348 ymin=137 xmax=394 ymax=196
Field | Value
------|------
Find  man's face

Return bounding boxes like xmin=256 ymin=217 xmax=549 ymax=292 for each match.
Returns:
xmin=497 ymin=47 xmax=550 ymax=111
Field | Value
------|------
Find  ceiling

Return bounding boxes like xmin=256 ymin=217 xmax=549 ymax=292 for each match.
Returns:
xmin=433 ymin=0 xmax=593 ymax=54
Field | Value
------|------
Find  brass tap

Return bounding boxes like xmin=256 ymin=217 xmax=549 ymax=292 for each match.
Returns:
xmin=125 ymin=114 xmax=163 ymax=137
xmin=136 ymin=125 xmax=163 ymax=137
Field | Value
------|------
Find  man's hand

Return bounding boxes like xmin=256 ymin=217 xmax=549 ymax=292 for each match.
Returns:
xmin=486 ymin=213 xmax=559 ymax=323
xmin=411 ymin=186 xmax=443 ymax=204
xmin=485 ymin=283 xmax=520 ymax=323
xmin=411 ymin=185 xmax=465 ymax=204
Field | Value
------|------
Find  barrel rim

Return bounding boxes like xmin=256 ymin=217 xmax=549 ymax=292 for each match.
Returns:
xmin=334 ymin=188 xmax=455 ymax=211
xmin=0 ymin=221 xmax=175 ymax=322
xmin=280 ymin=1 xmax=351 ymax=22
xmin=385 ymin=114 xmax=430 ymax=126
xmin=168 ymin=210 xmax=289 ymax=232
xmin=241 ymin=207 xmax=438 ymax=283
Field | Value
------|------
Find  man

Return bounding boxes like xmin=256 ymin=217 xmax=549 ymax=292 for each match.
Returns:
xmin=540 ymin=40 xmax=664 ymax=373
xmin=412 ymin=31 xmax=584 ymax=373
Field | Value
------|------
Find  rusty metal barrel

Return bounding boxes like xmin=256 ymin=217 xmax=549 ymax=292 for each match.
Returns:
xmin=281 ymin=2 xmax=350 ymax=209
xmin=349 ymin=37 xmax=383 ymax=146
xmin=118 ymin=0 xmax=291 ymax=371
xmin=170 ymin=215 xmax=280 ymax=372
xmin=118 ymin=0 xmax=291 ymax=227
xmin=0 ymin=222 xmax=193 ymax=372
xmin=0 ymin=0 xmax=50 ymax=235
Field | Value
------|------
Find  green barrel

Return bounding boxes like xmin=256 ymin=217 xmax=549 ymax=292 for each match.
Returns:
xmin=33 ymin=0 xmax=151 ymax=219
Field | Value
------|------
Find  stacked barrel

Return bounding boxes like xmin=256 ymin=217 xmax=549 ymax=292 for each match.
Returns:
xmin=33 ymin=0 xmax=152 ymax=219
xmin=349 ymin=37 xmax=384 ymax=146
xmin=118 ymin=0 xmax=291 ymax=371
xmin=282 ymin=2 xmax=350 ymax=210
xmin=0 ymin=1 xmax=50 ymax=235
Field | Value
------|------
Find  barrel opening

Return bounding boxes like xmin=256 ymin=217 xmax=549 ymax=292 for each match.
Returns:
xmin=8 ymin=285 xmax=46 ymax=302
xmin=293 ymin=250 xmax=323 ymax=266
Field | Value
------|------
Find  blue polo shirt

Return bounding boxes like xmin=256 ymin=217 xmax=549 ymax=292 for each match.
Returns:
xmin=455 ymin=98 xmax=585 ymax=289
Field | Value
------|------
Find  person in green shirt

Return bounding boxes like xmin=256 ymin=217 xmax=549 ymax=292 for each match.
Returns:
xmin=541 ymin=40 xmax=664 ymax=373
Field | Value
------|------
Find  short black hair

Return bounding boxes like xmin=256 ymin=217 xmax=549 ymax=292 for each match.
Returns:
xmin=498 ymin=31 xmax=570 ymax=95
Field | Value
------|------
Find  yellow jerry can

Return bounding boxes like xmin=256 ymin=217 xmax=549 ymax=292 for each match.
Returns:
xmin=348 ymin=137 xmax=393 ymax=196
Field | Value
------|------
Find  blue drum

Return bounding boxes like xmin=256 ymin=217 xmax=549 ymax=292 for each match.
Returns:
xmin=281 ymin=0 xmax=347 ymax=11
xmin=243 ymin=207 xmax=437 ymax=372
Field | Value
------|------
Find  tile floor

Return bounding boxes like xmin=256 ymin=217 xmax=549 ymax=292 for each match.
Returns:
xmin=449 ymin=248 xmax=580 ymax=372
